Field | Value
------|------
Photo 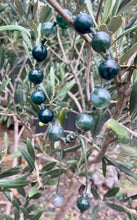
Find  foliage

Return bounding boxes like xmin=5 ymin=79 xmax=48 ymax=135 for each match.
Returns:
xmin=0 ymin=0 xmax=137 ymax=219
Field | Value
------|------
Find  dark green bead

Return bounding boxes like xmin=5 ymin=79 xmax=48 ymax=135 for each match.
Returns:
xmin=91 ymin=31 xmax=111 ymax=52
xmin=56 ymin=9 xmax=72 ymax=29
xmin=99 ymin=59 xmax=120 ymax=80
xmin=38 ymin=109 xmax=54 ymax=124
xmin=28 ymin=68 xmax=43 ymax=84
xmin=76 ymin=113 xmax=94 ymax=131
xmin=90 ymin=88 xmax=111 ymax=109
xmin=32 ymin=45 xmax=47 ymax=62
xmin=41 ymin=22 xmax=57 ymax=39
xmin=48 ymin=125 xmax=64 ymax=141
xmin=74 ymin=13 xmax=93 ymax=34
xmin=77 ymin=196 xmax=90 ymax=212
xmin=31 ymin=90 xmax=46 ymax=104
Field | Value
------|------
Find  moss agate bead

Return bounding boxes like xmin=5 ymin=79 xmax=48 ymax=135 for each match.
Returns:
xmin=48 ymin=125 xmax=64 ymax=141
xmin=91 ymin=31 xmax=111 ymax=52
xmin=56 ymin=9 xmax=72 ymax=29
xmin=77 ymin=196 xmax=90 ymax=212
xmin=29 ymin=68 xmax=43 ymax=84
xmin=76 ymin=113 xmax=94 ymax=131
xmin=41 ymin=22 xmax=57 ymax=39
xmin=74 ymin=13 xmax=93 ymax=34
xmin=38 ymin=109 xmax=54 ymax=124
xmin=32 ymin=45 xmax=47 ymax=62
xmin=31 ymin=90 xmax=46 ymax=104
xmin=90 ymin=88 xmax=111 ymax=109
xmin=99 ymin=59 xmax=120 ymax=80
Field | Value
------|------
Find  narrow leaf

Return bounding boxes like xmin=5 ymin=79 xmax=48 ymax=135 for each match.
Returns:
xmin=28 ymin=187 xmax=38 ymax=198
xmin=107 ymin=119 xmax=130 ymax=144
xmin=104 ymin=187 xmax=119 ymax=198
xmin=108 ymin=15 xmax=122 ymax=33
xmin=54 ymin=80 xmax=75 ymax=100
xmin=7 ymin=151 xmax=21 ymax=158
xmin=129 ymin=79 xmax=137 ymax=120
xmin=0 ymin=25 xmax=30 ymax=37
xmin=0 ymin=45 xmax=5 ymax=69
xmin=18 ymin=145 xmax=35 ymax=170
xmin=0 ymin=78 xmax=11 ymax=95
xmin=91 ymin=185 xmax=99 ymax=199
xmin=42 ymin=168 xmax=66 ymax=179
xmin=4 ymin=132 xmax=9 ymax=152
xmin=0 ymin=166 xmax=21 ymax=178
xmin=64 ymin=144 xmax=82 ymax=153
xmin=105 ymin=157 xmax=137 ymax=180
xmin=27 ymin=139 xmax=35 ymax=161
xmin=102 ymin=0 xmax=116 ymax=24
xmin=120 ymin=43 xmax=137 ymax=64
xmin=90 ymin=205 xmax=99 ymax=220
xmin=41 ymin=161 xmax=56 ymax=172
xmin=3 ymin=191 xmax=11 ymax=202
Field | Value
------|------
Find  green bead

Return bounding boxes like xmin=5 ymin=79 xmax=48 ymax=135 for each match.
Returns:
xmin=56 ymin=9 xmax=72 ymax=29
xmin=91 ymin=31 xmax=111 ymax=52
xmin=76 ymin=113 xmax=94 ymax=131
xmin=74 ymin=13 xmax=93 ymax=34
xmin=99 ymin=59 xmax=120 ymax=80
xmin=77 ymin=196 xmax=90 ymax=212
xmin=41 ymin=22 xmax=57 ymax=39
xmin=90 ymin=88 xmax=111 ymax=109
xmin=48 ymin=125 xmax=64 ymax=141
xmin=38 ymin=109 xmax=54 ymax=124
xmin=32 ymin=45 xmax=47 ymax=62
xmin=29 ymin=68 xmax=43 ymax=84
xmin=31 ymin=90 xmax=46 ymax=104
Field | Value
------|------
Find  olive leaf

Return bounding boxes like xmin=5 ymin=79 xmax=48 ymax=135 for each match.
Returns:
xmin=104 ymin=187 xmax=119 ymax=198
xmin=90 ymin=205 xmax=99 ymax=220
xmin=119 ymin=143 xmax=137 ymax=157
xmin=101 ymin=0 xmax=116 ymax=24
xmin=107 ymin=15 xmax=122 ymax=33
xmin=129 ymin=79 xmax=137 ymax=120
xmin=0 ymin=25 xmax=30 ymax=37
xmin=120 ymin=43 xmax=137 ymax=64
xmin=0 ymin=78 xmax=11 ymax=95
xmin=18 ymin=145 xmax=35 ymax=171
xmin=107 ymin=119 xmax=131 ymax=144
xmin=0 ymin=45 xmax=5 ymax=70
xmin=117 ymin=0 xmax=137 ymax=13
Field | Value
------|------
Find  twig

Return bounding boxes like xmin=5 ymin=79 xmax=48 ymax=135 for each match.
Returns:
xmin=74 ymin=41 xmax=85 ymax=73
xmin=86 ymin=45 xmax=92 ymax=102
xmin=69 ymin=62 xmax=86 ymax=111
xmin=46 ymin=0 xmax=91 ymax=44
xmin=57 ymin=28 xmax=68 ymax=63
xmin=95 ymin=0 xmax=104 ymax=23
xmin=47 ymin=44 xmax=66 ymax=63
xmin=67 ymin=91 xmax=82 ymax=112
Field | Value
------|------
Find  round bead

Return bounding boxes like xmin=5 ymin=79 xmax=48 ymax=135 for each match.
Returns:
xmin=48 ymin=125 xmax=64 ymax=141
xmin=99 ymin=59 xmax=120 ymax=80
xmin=32 ymin=45 xmax=47 ymax=62
xmin=77 ymin=196 xmax=90 ymax=212
xmin=28 ymin=68 xmax=43 ymax=84
xmin=41 ymin=22 xmax=57 ymax=39
xmin=75 ymin=113 xmax=94 ymax=131
xmin=90 ymin=88 xmax=111 ymax=109
xmin=56 ymin=9 xmax=72 ymax=29
xmin=74 ymin=13 xmax=93 ymax=34
xmin=38 ymin=109 xmax=54 ymax=124
xmin=31 ymin=90 xmax=46 ymax=104
xmin=91 ymin=31 xmax=111 ymax=52
xmin=52 ymin=194 xmax=64 ymax=207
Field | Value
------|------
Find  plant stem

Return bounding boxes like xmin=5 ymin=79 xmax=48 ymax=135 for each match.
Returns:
xmin=56 ymin=145 xmax=64 ymax=194
xmin=78 ymin=136 xmax=88 ymax=196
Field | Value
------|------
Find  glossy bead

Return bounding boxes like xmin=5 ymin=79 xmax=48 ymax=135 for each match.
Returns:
xmin=56 ymin=9 xmax=72 ymax=29
xmin=90 ymin=88 xmax=111 ymax=109
xmin=48 ymin=125 xmax=64 ymax=141
xmin=77 ymin=196 xmax=90 ymax=212
xmin=74 ymin=13 xmax=93 ymax=34
xmin=32 ymin=45 xmax=47 ymax=62
xmin=52 ymin=194 xmax=64 ymax=207
xmin=31 ymin=90 xmax=46 ymax=104
xmin=41 ymin=22 xmax=57 ymax=39
xmin=99 ymin=59 xmax=120 ymax=80
xmin=28 ymin=68 xmax=43 ymax=84
xmin=75 ymin=113 xmax=94 ymax=131
xmin=38 ymin=108 xmax=54 ymax=124
xmin=91 ymin=31 xmax=111 ymax=52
